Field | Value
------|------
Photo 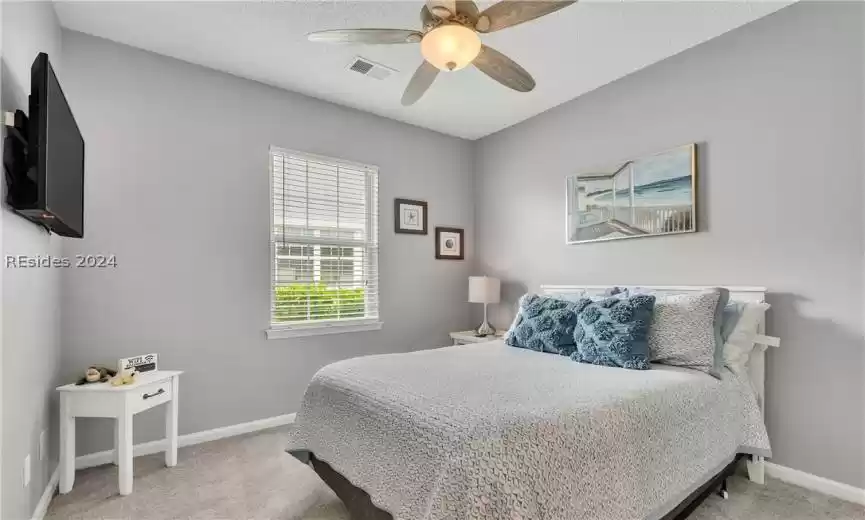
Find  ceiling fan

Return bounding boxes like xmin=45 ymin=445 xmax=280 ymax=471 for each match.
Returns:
xmin=307 ymin=0 xmax=576 ymax=106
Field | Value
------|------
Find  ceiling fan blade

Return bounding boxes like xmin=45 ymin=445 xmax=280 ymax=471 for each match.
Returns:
xmin=402 ymin=61 xmax=440 ymax=106
xmin=473 ymin=45 xmax=535 ymax=92
xmin=426 ymin=0 xmax=457 ymax=18
xmin=455 ymin=1 xmax=480 ymax=23
xmin=475 ymin=1 xmax=576 ymax=33
xmin=421 ymin=5 xmax=436 ymax=27
xmin=308 ymin=29 xmax=423 ymax=44
xmin=422 ymin=2 xmax=475 ymax=27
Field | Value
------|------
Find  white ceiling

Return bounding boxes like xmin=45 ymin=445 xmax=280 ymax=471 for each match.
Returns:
xmin=54 ymin=1 xmax=792 ymax=140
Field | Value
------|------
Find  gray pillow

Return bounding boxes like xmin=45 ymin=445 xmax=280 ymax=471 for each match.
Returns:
xmin=545 ymin=286 xmax=626 ymax=302
xmin=646 ymin=288 xmax=729 ymax=377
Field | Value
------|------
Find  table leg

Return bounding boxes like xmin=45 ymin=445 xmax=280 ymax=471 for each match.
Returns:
xmin=113 ymin=420 xmax=119 ymax=465
xmin=118 ymin=413 xmax=133 ymax=495
xmin=59 ymin=394 xmax=75 ymax=494
xmin=165 ymin=376 xmax=179 ymax=467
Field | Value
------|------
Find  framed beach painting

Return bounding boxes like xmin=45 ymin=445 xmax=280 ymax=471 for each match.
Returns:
xmin=566 ymin=143 xmax=697 ymax=245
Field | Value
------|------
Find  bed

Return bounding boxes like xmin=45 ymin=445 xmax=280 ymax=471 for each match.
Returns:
xmin=286 ymin=285 xmax=779 ymax=520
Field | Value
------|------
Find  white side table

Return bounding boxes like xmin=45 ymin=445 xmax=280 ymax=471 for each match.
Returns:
xmin=57 ymin=370 xmax=182 ymax=496
xmin=449 ymin=330 xmax=505 ymax=345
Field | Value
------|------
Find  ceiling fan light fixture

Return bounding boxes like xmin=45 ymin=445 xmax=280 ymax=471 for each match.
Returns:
xmin=420 ymin=24 xmax=481 ymax=71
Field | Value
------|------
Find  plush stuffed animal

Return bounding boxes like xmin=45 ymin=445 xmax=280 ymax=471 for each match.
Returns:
xmin=75 ymin=366 xmax=117 ymax=385
xmin=110 ymin=370 xmax=138 ymax=387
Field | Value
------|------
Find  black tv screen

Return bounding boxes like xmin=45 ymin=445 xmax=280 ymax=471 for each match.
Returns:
xmin=27 ymin=52 xmax=85 ymax=237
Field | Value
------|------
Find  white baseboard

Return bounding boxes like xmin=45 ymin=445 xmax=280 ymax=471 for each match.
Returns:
xmin=76 ymin=413 xmax=296 ymax=470
xmin=766 ymin=462 xmax=865 ymax=505
xmin=31 ymin=467 xmax=60 ymax=520
xmin=61 ymin=414 xmax=864 ymax=509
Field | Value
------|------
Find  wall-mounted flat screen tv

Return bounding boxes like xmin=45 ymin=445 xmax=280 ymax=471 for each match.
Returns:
xmin=6 ymin=52 xmax=85 ymax=238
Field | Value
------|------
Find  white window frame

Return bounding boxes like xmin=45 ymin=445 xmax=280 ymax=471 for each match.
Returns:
xmin=266 ymin=146 xmax=381 ymax=339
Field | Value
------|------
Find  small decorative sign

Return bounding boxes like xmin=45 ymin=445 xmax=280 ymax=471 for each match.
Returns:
xmin=118 ymin=353 xmax=158 ymax=374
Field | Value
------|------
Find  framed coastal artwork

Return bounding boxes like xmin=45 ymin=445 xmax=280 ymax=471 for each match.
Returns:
xmin=566 ymin=143 xmax=697 ymax=245
xmin=394 ymin=198 xmax=428 ymax=235
xmin=435 ymin=227 xmax=464 ymax=260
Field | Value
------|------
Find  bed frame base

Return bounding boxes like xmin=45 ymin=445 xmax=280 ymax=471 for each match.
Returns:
xmin=309 ymin=455 xmax=393 ymax=520
xmin=660 ymin=455 xmax=744 ymax=520
xmin=299 ymin=452 xmax=745 ymax=520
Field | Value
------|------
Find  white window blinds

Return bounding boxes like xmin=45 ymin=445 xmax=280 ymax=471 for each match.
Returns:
xmin=269 ymin=147 xmax=380 ymax=335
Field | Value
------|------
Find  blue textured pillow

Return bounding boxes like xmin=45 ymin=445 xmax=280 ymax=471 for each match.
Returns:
xmin=504 ymin=294 xmax=580 ymax=355
xmin=721 ymin=301 xmax=746 ymax=342
xmin=711 ymin=289 xmax=732 ymax=376
xmin=571 ymin=294 xmax=656 ymax=370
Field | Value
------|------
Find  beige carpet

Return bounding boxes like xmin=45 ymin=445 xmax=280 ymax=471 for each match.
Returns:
xmin=46 ymin=427 xmax=863 ymax=520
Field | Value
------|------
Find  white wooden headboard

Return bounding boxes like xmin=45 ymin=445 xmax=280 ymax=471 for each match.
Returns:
xmin=539 ymin=285 xmax=779 ymax=415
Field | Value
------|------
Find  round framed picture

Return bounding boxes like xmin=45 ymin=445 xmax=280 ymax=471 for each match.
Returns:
xmin=435 ymin=227 xmax=464 ymax=260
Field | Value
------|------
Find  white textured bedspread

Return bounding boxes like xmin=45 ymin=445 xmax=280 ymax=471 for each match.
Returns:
xmin=286 ymin=341 xmax=770 ymax=520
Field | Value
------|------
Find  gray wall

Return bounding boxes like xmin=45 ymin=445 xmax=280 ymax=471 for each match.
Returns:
xmin=59 ymin=31 xmax=475 ymax=456
xmin=474 ymin=3 xmax=864 ymax=488
xmin=1 ymin=3 xmax=64 ymax=519
xmin=50 ymin=1 xmax=864 ymax=493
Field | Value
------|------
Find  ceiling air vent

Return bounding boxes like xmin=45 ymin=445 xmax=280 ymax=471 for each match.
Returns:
xmin=346 ymin=57 xmax=397 ymax=81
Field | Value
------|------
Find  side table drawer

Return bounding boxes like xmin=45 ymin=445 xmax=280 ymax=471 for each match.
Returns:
xmin=130 ymin=379 xmax=173 ymax=413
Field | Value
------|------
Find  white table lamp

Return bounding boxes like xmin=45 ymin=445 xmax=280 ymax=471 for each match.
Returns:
xmin=469 ymin=276 xmax=501 ymax=336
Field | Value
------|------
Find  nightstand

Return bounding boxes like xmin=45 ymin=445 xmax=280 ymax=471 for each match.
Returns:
xmin=449 ymin=330 xmax=505 ymax=345
xmin=57 ymin=370 xmax=182 ymax=496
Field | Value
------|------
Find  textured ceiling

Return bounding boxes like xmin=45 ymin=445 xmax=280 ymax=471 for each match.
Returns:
xmin=54 ymin=1 xmax=792 ymax=140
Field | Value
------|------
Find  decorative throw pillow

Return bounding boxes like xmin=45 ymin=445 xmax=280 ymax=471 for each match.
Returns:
xmin=709 ymin=290 xmax=731 ymax=376
xmin=571 ymin=294 xmax=656 ymax=370
xmin=723 ymin=302 xmax=771 ymax=379
xmin=646 ymin=288 xmax=729 ymax=376
xmin=721 ymin=301 xmax=748 ymax=341
xmin=548 ymin=286 xmax=626 ymax=302
xmin=504 ymin=294 xmax=580 ymax=355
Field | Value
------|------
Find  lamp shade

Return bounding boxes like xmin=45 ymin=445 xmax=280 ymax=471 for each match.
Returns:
xmin=468 ymin=276 xmax=501 ymax=304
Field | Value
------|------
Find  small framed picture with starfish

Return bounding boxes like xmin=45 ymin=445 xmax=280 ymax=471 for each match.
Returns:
xmin=394 ymin=198 xmax=428 ymax=235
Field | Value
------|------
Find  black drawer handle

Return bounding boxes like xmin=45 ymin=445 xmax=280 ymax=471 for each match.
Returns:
xmin=143 ymin=388 xmax=165 ymax=400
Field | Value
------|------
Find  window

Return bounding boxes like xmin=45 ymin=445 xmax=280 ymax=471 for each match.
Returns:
xmin=320 ymin=246 xmax=356 ymax=284
xmin=268 ymin=147 xmax=380 ymax=338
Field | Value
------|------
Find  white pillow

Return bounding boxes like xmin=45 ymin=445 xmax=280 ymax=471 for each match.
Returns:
xmin=723 ymin=302 xmax=770 ymax=379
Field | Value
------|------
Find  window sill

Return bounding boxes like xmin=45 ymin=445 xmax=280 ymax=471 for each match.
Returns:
xmin=266 ymin=320 xmax=383 ymax=339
